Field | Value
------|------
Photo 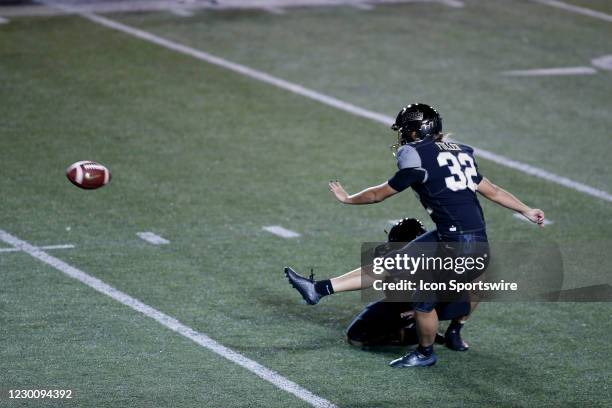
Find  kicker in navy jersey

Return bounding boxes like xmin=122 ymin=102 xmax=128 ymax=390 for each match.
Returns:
xmin=284 ymin=103 xmax=545 ymax=368
xmin=388 ymin=138 xmax=486 ymax=235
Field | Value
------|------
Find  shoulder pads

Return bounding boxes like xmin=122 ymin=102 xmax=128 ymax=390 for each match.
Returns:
xmin=396 ymin=145 xmax=422 ymax=169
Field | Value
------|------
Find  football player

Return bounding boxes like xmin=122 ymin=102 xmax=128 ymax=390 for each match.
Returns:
xmin=345 ymin=218 xmax=472 ymax=350
xmin=285 ymin=103 xmax=545 ymax=367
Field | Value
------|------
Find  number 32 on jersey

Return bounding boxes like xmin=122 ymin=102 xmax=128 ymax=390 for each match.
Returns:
xmin=437 ymin=152 xmax=478 ymax=192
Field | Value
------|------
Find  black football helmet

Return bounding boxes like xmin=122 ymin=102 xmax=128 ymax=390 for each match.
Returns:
xmin=391 ymin=103 xmax=442 ymax=150
xmin=374 ymin=218 xmax=427 ymax=257
xmin=387 ymin=218 xmax=427 ymax=243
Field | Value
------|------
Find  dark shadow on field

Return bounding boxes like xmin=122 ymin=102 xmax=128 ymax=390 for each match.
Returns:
xmin=350 ymin=333 xmax=552 ymax=403
xmin=255 ymin=286 xmax=362 ymax=328
xmin=343 ymin=346 xmax=551 ymax=406
xmin=255 ymin=290 xmax=555 ymax=404
xmin=253 ymin=290 xmax=589 ymax=404
xmin=244 ymin=286 xmax=364 ymax=353
xmin=437 ymin=350 xmax=551 ymax=405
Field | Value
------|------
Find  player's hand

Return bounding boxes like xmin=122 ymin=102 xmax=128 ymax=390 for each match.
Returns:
xmin=329 ymin=180 xmax=349 ymax=203
xmin=522 ymin=208 xmax=545 ymax=227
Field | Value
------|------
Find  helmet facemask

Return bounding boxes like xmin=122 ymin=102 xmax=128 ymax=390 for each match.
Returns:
xmin=390 ymin=124 xmax=420 ymax=156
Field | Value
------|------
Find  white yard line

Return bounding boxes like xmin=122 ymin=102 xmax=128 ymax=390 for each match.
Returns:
xmin=41 ymin=2 xmax=612 ymax=204
xmin=439 ymin=0 xmax=464 ymax=8
xmin=263 ymin=226 xmax=301 ymax=238
xmin=531 ymin=0 xmax=612 ymax=23
xmin=38 ymin=244 xmax=76 ymax=250
xmin=0 ymin=244 xmax=75 ymax=253
xmin=591 ymin=55 xmax=612 ymax=71
xmin=9 ymin=0 xmax=463 ymax=17
xmin=263 ymin=6 xmax=286 ymax=14
xmin=0 ymin=229 xmax=335 ymax=408
xmin=169 ymin=8 xmax=194 ymax=17
xmin=469 ymin=147 xmax=611 ymax=202
xmin=512 ymin=213 xmax=553 ymax=226
xmin=137 ymin=231 xmax=170 ymax=245
xmin=0 ymin=248 xmax=22 ymax=253
xmin=502 ymin=66 xmax=597 ymax=76
xmin=351 ymin=3 xmax=374 ymax=10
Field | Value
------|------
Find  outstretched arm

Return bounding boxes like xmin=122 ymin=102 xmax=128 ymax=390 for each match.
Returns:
xmin=477 ymin=177 xmax=545 ymax=227
xmin=329 ymin=181 xmax=398 ymax=204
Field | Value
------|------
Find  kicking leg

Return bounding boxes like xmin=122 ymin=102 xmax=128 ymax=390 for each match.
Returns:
xmin=284 ymin=265 xmax=377 ymax=305
xmin=285 ymin=230 xmax=441 ymax=305
xmin=331 ymin=266 xmax=378 ymax=292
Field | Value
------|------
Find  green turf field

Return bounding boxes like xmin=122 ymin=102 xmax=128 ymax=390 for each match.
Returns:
xmin=1 ymin=1 xmax=611 ymax=407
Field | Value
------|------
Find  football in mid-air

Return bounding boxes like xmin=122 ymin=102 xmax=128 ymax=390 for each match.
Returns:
xmin=66 ymin=160 xmax=111 ymax=190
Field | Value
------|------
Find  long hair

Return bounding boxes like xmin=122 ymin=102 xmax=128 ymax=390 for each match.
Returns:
xmin=434 ymin=132 xmax=450 ymax=141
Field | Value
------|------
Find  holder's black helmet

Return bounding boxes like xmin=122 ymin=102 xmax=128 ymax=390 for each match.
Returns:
xmin=387 ymin=218 xmax=427 ymax=243
xmin=391 ymin=103 xmax=442 ymax=145
xmin=373 ymin=218 xmax=427 ymax=258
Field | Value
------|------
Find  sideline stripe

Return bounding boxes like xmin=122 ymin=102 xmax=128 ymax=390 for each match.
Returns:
xmin=263 ymin=226 xmax=301 ymax=238
xmin=502 ymin=66 xmax=597 ymax=76
xmin=531 ymin=0 xmax=612 ymax=23
xmin=137 ymin=231 xmax=170 ymax=245
xmin=0 ymin=244 xmax=75 ymax=253
xmin=512 ymin=213 xmax=553 ymax=226
xmin=0 ymin=229 xmax=336 ymax=408
xmin=42 ymin=2 xmax=612 ymax=203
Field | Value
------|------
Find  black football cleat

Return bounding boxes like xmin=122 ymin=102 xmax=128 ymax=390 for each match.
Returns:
xmin=389 ymin=350 xmax=437 ymax=368
xmin=284 ymin=267 xmax=321 ymax=305
xmin=445 ymin=327 xmax=469 ymax=351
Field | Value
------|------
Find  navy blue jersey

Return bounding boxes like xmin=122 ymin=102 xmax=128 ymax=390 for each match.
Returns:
xmin=388 ymin=137 xmax=486 ymax=234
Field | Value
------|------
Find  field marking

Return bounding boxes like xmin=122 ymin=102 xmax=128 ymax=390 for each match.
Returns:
xmin=0 ymin=16 xmax=9 ymax=24
xmin=512 ymin=213 xmax=554 ymax=226
xmin=40 ymin=2 xmax=612 ymax=204
xmin=0 ymin=229 xmax=336 ymax=408
xmin=13 ymin=0 xmax=463 ymax=16
xmin=137 ymin=231 xmax=170 ymax=245
xmin=504 ymin=54 xmax=612 ymax=76
xmin=439 ymin=0 xmax=464 ymax=7
xmin=264 ymin=6 xmax=286 ymax=14
xmin=502 ymin=66 xmax=597 ymax=76
xmin=263 ymin=226 xmax=301 ymax=238
xmin=0 ymin=244 xmax=75 ymax=253
xmin=468 ymin=147 xmax=611 ymax=202
xmin=531 ymin=0 xmax=612 ymax=23
xmin=352 ymin=3 xmax=374 ymax=10
xmin=169 ymin=8 xmax=194 ymax=17
xmin=591 ymin=55 xmax=612 ymax=71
